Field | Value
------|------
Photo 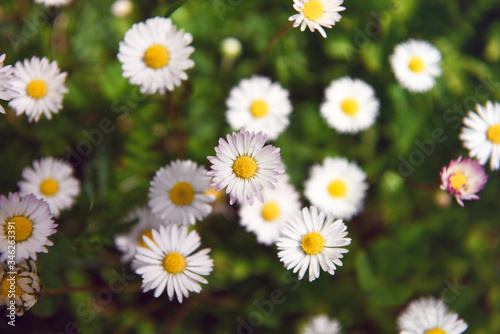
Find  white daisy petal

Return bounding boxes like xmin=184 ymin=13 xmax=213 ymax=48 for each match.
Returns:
xmin=302 ymin=314 xmax=342 ymax=334
xmin=34 ymin=0 xmax=72 ymax=6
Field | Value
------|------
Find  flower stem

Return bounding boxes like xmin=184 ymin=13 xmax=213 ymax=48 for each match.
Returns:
xmin=252 ymin=22 xmax=293 ymax=74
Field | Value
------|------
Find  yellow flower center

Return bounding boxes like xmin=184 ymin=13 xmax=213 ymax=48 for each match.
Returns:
xmin=249 ymin=99 xmax=269 ymax=118
xmin=144 ymin=44 xmax=170 ymax=69
xmin=302 ymin=0 xmax=324 ymax=21
xmin=424 ymin=329 xmax=446 ymax=334
xmin=408 ymin=56 xmax=425 ymax=73
xmin=233 ymin=156 xmax=257 ymax=179
xmin=261 ymin=201 xmax=281 ymax=222
xmin=340 ymin=98 xmax=360 ymax=117
xmin=6 ymin=217 xmax=33 ymax=242
xmin=327 ymin=179 xmax=348 ymax=198
xmin=163 ymin=252 xmax=186 ymax=274
xmin=26 ymin=79 xmax=48 ymax=99
xmin=169 ymin=182 xmax=195 ymax=206
xmin=449 ymin=172 xmax=467 ymax=192
xmin=0 ymin=276 xmax=22 ymax=299
xmin=40 ymin=178 xmax=59 ymax=196
xmin=137 ymin=229 xmax=157 ymax=249
xmin=301 ymin=232 xmax=325 ymax=255
xmin=487 ymin=124 xmax=500 ymax=144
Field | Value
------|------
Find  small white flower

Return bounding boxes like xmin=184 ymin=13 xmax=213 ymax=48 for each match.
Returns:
xmin=397 ymin=297 xmax=468 ymax=334
xmin=320 ymin=76 xmax=380 ymax=134
xmin=389 ymin=39 xmax=442 ymax=92
xmin=9 ymin=56 xmax=68 ymax=122
xmin=207 ymin=129 xmax=285 ymax=206
xmin=289 ymin=0 xmax=346 ymax=38
xmin=304 ymin=157 xmax=368 ymax=220
xmin=277 ymin=206 xmax=351 ymax=282
xmin=459 ymin=100 xmax=500 ymax=171
xmin=117 ymin=17 xmax=195 ymax=94
xmin=0 ymin=54 xmax=20 ymax=114
xmin=133 ymin=224 xmax=213 ymax=302
xmin=0 ymin=193 xmax=57 ymax=262
xmin=34 ymin=0 xmax=72 ymax=6
xmin=149 ymin=160 xmax=214 ymax=225
xmin=226 ymin=76 xmax=293 ymax=141
xmin=111 ymin=0 xmax=133 ymax=17
xmin=18 ymin=157 xmax=80 ymax=218
xmin=220 ymin=37 xmax=242 ymax=59
xmin=238 ymin=175 xmax=301 ymax=246
xmin=302 ymin=314 xmax=342 ymax=334
xmin=114 ymin=207 xmax=165 ymax=265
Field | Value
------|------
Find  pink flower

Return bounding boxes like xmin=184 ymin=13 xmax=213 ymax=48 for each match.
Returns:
xmin=440 ymin=156 xmax=488 ymax=206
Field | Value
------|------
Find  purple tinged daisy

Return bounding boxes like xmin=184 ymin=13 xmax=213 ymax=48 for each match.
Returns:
xmin=440 ymin=156 xmax=488 ymax=207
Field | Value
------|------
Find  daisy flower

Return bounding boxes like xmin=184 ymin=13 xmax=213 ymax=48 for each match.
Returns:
xmin=0 ymin=259 xmax=41 ymax=316
xmin=389 ymin=39 xmax=442 ymax=92
xmin=459 ymin=100 xmax=500 ymax=171
xmin=304 ymin=157 xmax=368 ymax=220
xmin=117 ymin=17 xmax=195 ymax=94
xmin=8 ymin=56 xmax=68 ymax=122
xmin=18 ymin=157 xmax=80 ymax=218
xmin=289 ymin=0 xmax=346 ymax=38
xmin=226 ymin=76 xmax=293 ymax=141
xmin=114 ymin=207 xmax=165 ymax=265
xmin=111 ymin=0 xmax=133 ymax=17
xmin=277 ymin=206 xmax=351 ymax=282
xmin=148 ymin=160 xmax=214 ymax=225
xmin=320 ymin=76 xmax=380 ymax=134
xmin=397 ymin=297 xmax=468 ymax=334
xmin=440 ymin=156 xmax=488 ymax=206
xmin=0 ymin=54 xmax=20 ymax=114
xmin=133 ymin=224 xmax=213 ymax=302
xmin=238 ymin=175 xmax=301 ymax=246
xmin=302 ymin=314 xmax=342 ymax=334
xmin=34 ymin=0 xmax=72 ymax=6
xmin=207 ymin=129 xmax=285 ymax=206
xmin=0 ymin=193 xmax=57 ymax=262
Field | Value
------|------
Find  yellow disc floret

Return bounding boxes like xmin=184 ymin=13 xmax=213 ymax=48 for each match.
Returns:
xmin=250 ymin=99 xmax=269 ymax=118
xmin=303 ymin=0 xmax=324 ymax=21
xmin=340 ymin=98 xmax=360 ymax=117
xmin=26 ymin=79 xmax=48 ymax=99
xmin=233 ymin=156 xmax=257 ymax=179
xmin=261 ymin=201 xmax=281 ymax=222
xmin=163 ymin=252 xmax=186 ymax=274
xmin=408 ymin=56 xmax=426 ymax=73
xmin=7 ymin=217 xmax=33 ymax=242
xmin=449 ymin=172 xmax=467 ymax=192
xmin=487 ymin=124 xmax=500 ymax=144
xmin=144 ymin=44 xmax=170 ymax=69
xmin=169 ymin=182 xmax=195 ymax=206
xmin=327 ymin=179 xmax=348 ymax=198
xmin=424 ymin=329 xmax=446 ymax=334
xmin=40 ymin=178 xmax=59 ymax=196
xmin=301 ymin=232 xmax=325 ymax=255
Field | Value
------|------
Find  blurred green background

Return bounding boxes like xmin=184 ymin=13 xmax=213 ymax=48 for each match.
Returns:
xmin=1 ymin=0 xmax=499 ymax=333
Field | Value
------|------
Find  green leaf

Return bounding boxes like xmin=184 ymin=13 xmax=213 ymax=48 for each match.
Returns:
xmin=355 ymin=251 xmax=377 ymax=291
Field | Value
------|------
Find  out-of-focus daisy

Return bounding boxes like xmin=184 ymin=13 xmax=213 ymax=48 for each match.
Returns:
xmin=277 ymin=206 xmax=351 ymax=282
xmin=238 ymin=175 xmax=301 ymax=246
xmin=226 ymin=76 xmax=292 ymax=141
xmin=117 ymin=17 xmax=195 ymax=94
xmin=0 ymin=259 xmax=41 ymax=316
xmin=302 ymin=314 xmax=342 ymax=334
xmin=114 ymin=207 xmax=165 ymax=265
xmin=460 ymin=100 xmax=500 ymax=171
xmin=304 ymin=157 xmax=368 ymax=220
xmin=149 ymin=160 xmax=214 ymax=225
xmin=221 ymin=37 xmax=242 ymax=60
xmin=133 ymin=224 xmax=213 ymax=302
xmin=18 ymin=157 xmax=80 ymax=218
xmin=34 ymin=0 xmax=72 ymax=6
xmin=397 ymin=297 xmax=468 ymax=334
xmin=207 ymin=129 xmax=285 ymax=205
xmin=389 ymin=39 xmax=442 ymax=92
xmin=320 ymin=76 xmax=380 ymax=134
xmin=440 ymin=156 xmax=488 ymax=207
xmin=0 ymin=54 xmax=20 ymax=114
xmin=289 ymin=0 xmax=346 ymax=38
xmin=9 ymin=56 xmax=68 ymax=122
xmin=111 ymin=0 xmax=133 ymax=17
xmin=0 ymin=193 xmax=56 ymax=262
